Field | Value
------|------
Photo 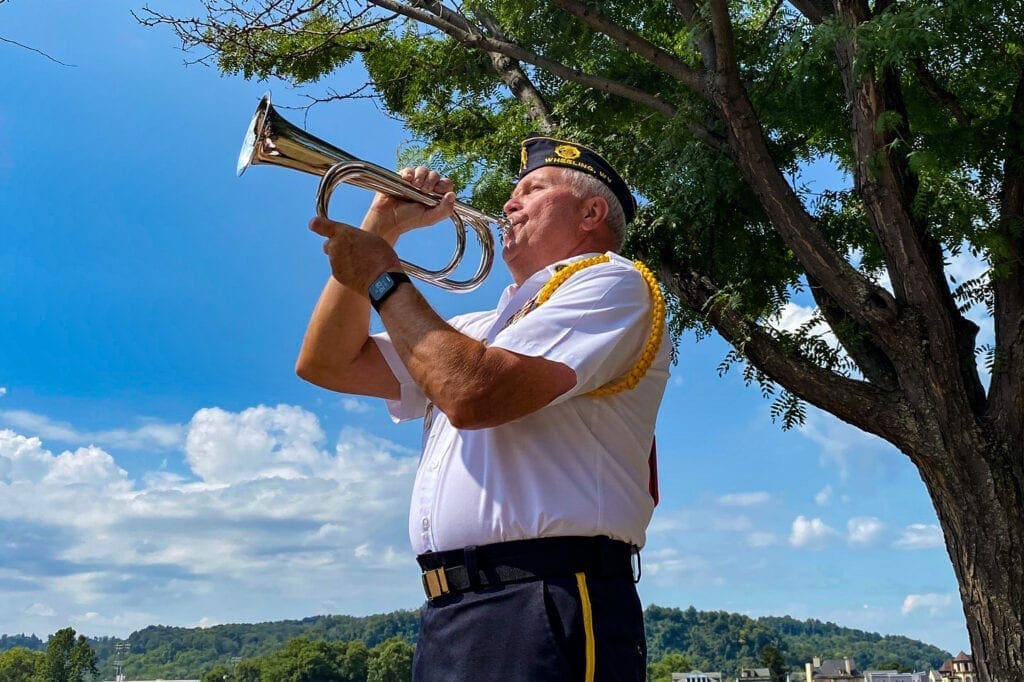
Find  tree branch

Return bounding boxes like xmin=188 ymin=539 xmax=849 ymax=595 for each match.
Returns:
xmin=785 ymin=0 xmax=833 ymax=24
xmin=988 ymin=69 xmax=1024 ymax=440
xmin=670 ymin=0 xmax=716 ymax=68
xmin=134 ymin=1 xmax=384 ymax=71
xmin=704 ymin=0 xmax=898 ymax=339
xmin=0 ymin=36 xmax=76 ymax=66
xmin=540 ymin=0 xmax=731 ymax=151
xmin=912 ymin=58 xmax=973 ymax=126
xmin=832 ymin=0 xmax=986 ymax=418
xmin=547 ymin=0 xmax=709 ymax=98
xmin=371 ymin=0 xmax=679 ymax=118
xmin=806 ymin=274 xmax=899 ymax=390
xmin=473 ymin=10 xmax=557 ymax=132
xmin=659 ymin=262 xmax=916 ymax=450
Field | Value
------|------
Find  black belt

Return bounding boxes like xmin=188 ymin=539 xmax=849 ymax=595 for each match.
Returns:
xmin=416 ymin=536 xmax=636 ymax=601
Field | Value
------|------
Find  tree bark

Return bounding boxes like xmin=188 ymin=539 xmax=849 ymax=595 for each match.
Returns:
xmin=921 ymin=435 xmax=1024 ymax=681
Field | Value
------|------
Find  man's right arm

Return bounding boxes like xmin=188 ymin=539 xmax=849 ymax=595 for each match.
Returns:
xmin=294 ymin=167 xmax=456 ymax=401
xmin=295 ymin=274 xmax=400 ymax=400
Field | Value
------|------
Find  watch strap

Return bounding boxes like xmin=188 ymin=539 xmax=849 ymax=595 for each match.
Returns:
xmin=369 ymin=271 xmax=411 ymax=312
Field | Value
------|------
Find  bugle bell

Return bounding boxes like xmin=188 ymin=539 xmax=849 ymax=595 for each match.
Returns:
xmin=237 ymin=93 xmax=504 ymax=292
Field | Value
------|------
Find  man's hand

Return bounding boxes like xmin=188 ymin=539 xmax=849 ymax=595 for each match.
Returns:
xmin=310 ymin=216 xmax=404 ymax=296
xmin=362 ymin=166 xmax=457 ymax=242
xmin=310 ymin=166 xmax=456 ymax=295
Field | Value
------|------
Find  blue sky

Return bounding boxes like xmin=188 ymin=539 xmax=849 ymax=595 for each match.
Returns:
xmin=1 ymin=0 xmax=978 ymax=658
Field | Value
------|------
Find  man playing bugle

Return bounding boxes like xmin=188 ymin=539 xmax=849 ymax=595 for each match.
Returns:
xmin=297 ymin=136 xmax=670 ymax=681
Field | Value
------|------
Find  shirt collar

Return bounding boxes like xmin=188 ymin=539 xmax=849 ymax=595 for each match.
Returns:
xmin=497 ymin=252 xmax=608 ymax=308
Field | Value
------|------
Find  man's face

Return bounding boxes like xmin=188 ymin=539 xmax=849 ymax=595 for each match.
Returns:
xmin=501 ymin=167 xmax=587 ymax=281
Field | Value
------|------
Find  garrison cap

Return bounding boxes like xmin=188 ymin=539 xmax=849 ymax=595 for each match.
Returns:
xmin=518 ymin=134 xmax=637 ymax=224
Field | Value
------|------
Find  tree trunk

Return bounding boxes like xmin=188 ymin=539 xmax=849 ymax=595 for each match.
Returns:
xmin=915 ymin=434 xmax=1024 ymax=681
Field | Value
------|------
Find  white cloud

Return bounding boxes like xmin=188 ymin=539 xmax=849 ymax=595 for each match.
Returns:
xmin=847 ymin=516 xmax=885 ymax=546
xmin=341 ymin=398 xmax=372 ymax=414
xmin=894 ymin=523 xmax=944 ymax=550
xmin=902 ymin=592 xmax=955 ymax=616
xmin=771 ymin=303 xmax=826 ymax=337
xmin=713 ymin=515 xmax=753 ymax=532
xmin=0 ymin=387 xmax=7 ymax=398
xmin=745 ymin=532 xmax=778 ymax=548
xmin=769 ymin=303 xmax=841 ymax=355
xmin=0 ymin=405 xmax=422 ymax=637
xmin=24 ymin=602 xmax=55 ymax=616
xmin=789 ymin=515 xmax=838 ymax=549
xmin=184 ymin=404 xmax=328 ymax=485
xmin=815 ymin=485 xmax=833 ymax=506
xmin=0 ymin=410 xmax=185 ymax=451
xmin=71 ymin=610 xmax=161 ymax=634
xmin=641 ymin=547 xmax=713 ymax=583
xmin=193 ymin=617 xmax=222 ymax=629
xmin=717 ymin=491 xmax=771 ymax=507
xmin=797 ymin=409 xmax=894 ymax=482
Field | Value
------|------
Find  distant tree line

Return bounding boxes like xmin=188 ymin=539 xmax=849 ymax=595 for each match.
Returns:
xmin=645 ymin=606 xmax=951 ymax=674
xmin=200 ymin=636 xmax=414 ymax=682
xmin=0 ymin=606 xmax=951 ymax=680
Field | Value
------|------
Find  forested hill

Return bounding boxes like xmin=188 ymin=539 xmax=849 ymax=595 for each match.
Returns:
xmin=3 ymin=606 xmax=950 ymax=680
xmin=645 ymin=606 xmax=950 ymax=673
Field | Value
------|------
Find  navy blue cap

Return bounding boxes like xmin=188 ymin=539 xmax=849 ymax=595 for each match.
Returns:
xmin=518 ymin=135 xmax=637 ymax=224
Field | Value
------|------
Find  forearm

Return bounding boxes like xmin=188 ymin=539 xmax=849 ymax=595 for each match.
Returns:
xmin=379 ymin=285 xmax=575 ymax=428
xmin=296 ymin=215 xmax=403 ymax=397
xmin=295 ymin=276 xmax=400 ymax=398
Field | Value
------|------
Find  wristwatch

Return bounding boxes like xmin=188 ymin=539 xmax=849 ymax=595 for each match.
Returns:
xmin=368 ymin=271 xmax=411 ymax=312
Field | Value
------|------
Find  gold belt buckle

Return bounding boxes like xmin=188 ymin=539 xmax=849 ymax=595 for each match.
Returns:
xmin=422 ymin=567 xmax=450 ymax=599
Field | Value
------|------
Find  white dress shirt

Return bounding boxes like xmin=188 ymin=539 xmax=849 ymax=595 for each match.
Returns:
xmin=372 ymin=252 xmax=671 ymax=555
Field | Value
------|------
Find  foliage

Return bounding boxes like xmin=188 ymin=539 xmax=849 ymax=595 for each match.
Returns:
xmin=365 ymin=637 xmax=413 ymax=682
xmin=41 ymin=628 xmax=97 ymax=682
xmin=644 ymin=606 xmax=949 ymax=675
xmin=104 ymin=611 xmax=418 ymax=680
xmin=0 ymin=636 xmax=44 ymax=654
xmin=194 ymin=635 xmax=404 ymax=682
xmin=0 ymin=647 xmax=43 ymax=682
xmin=761 ymin=643 xmax=788 ymax=682
xmin=648 ymin=651 xmax=694 ymax=681
xmin=0 ymin=606 xmax=949 ymax=680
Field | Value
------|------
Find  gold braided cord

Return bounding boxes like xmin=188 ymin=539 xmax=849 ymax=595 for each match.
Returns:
xmin=534 ymin=255 xmax=666 ymax=397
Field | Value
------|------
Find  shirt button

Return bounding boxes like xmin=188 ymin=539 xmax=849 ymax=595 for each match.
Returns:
xmin=421 ymin=517 xmax=430 ymax=530
xmin=431 ymin=459 xmax=440 ymax=470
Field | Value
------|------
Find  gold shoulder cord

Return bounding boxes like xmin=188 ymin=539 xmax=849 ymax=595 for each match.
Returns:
xmin=535 ymin=255 xmax=666 ymax=397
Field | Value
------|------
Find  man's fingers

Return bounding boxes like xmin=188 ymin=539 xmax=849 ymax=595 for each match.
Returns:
xmin=309 ymin=216 xmax=355 ymax=237
xmin=425 ymin=192 xmax=457 ymax=221
xmin=309 ymin=216 xmax=336 ymax=237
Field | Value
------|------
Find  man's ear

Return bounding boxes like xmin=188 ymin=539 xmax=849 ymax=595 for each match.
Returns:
xmin=580 ymin=196 xmax=610 ymax=232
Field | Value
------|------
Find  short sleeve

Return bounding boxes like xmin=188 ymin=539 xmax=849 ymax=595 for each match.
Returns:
xmin=489 ymin=261 xmax=651 ymax=401
xmin=371 ymin=332 xmax=428 ymax=422
xmin=371 ymin=309 xmax=498 ymax=422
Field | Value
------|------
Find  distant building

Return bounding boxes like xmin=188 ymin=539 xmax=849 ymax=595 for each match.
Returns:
xmin=738 ymin=668 xmax=772 ymax=681
xmin=672 ymin=672 xmax=724 ymax=682
xmin=864 ymin=671 xmax=930 ymax=682
xmin=937 ymin=651 xmax=975 ymax=681
xmin=805 ymin=657 xmax=860 ymax=681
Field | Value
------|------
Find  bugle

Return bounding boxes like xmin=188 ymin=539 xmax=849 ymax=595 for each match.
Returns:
xmin=237 ymin=93 xmax=504 ymax=292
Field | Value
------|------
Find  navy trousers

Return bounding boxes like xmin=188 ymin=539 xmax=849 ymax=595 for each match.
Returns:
xmin=412 ymin=572 xmax=647 ymax=681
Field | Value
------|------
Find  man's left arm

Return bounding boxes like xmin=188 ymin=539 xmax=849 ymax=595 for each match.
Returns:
xmin=376 ymin=283 xmax=577 ymax=430
xmin=314 ymin=217 xmax=576 ymax=429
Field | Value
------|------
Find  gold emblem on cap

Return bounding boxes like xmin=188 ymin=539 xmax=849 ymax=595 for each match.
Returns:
xmin=554 ymin=144 xmax=581 ymax=160
xmin=520 ymin=146 xmax=529 ymax=171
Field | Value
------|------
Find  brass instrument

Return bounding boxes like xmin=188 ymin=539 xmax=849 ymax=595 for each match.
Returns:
xmin=237 ymin=93 xmax=504 ymax=292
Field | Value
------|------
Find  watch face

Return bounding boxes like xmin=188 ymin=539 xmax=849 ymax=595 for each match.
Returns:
xmin=370 ymin=273 xmax=394 ymax=301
